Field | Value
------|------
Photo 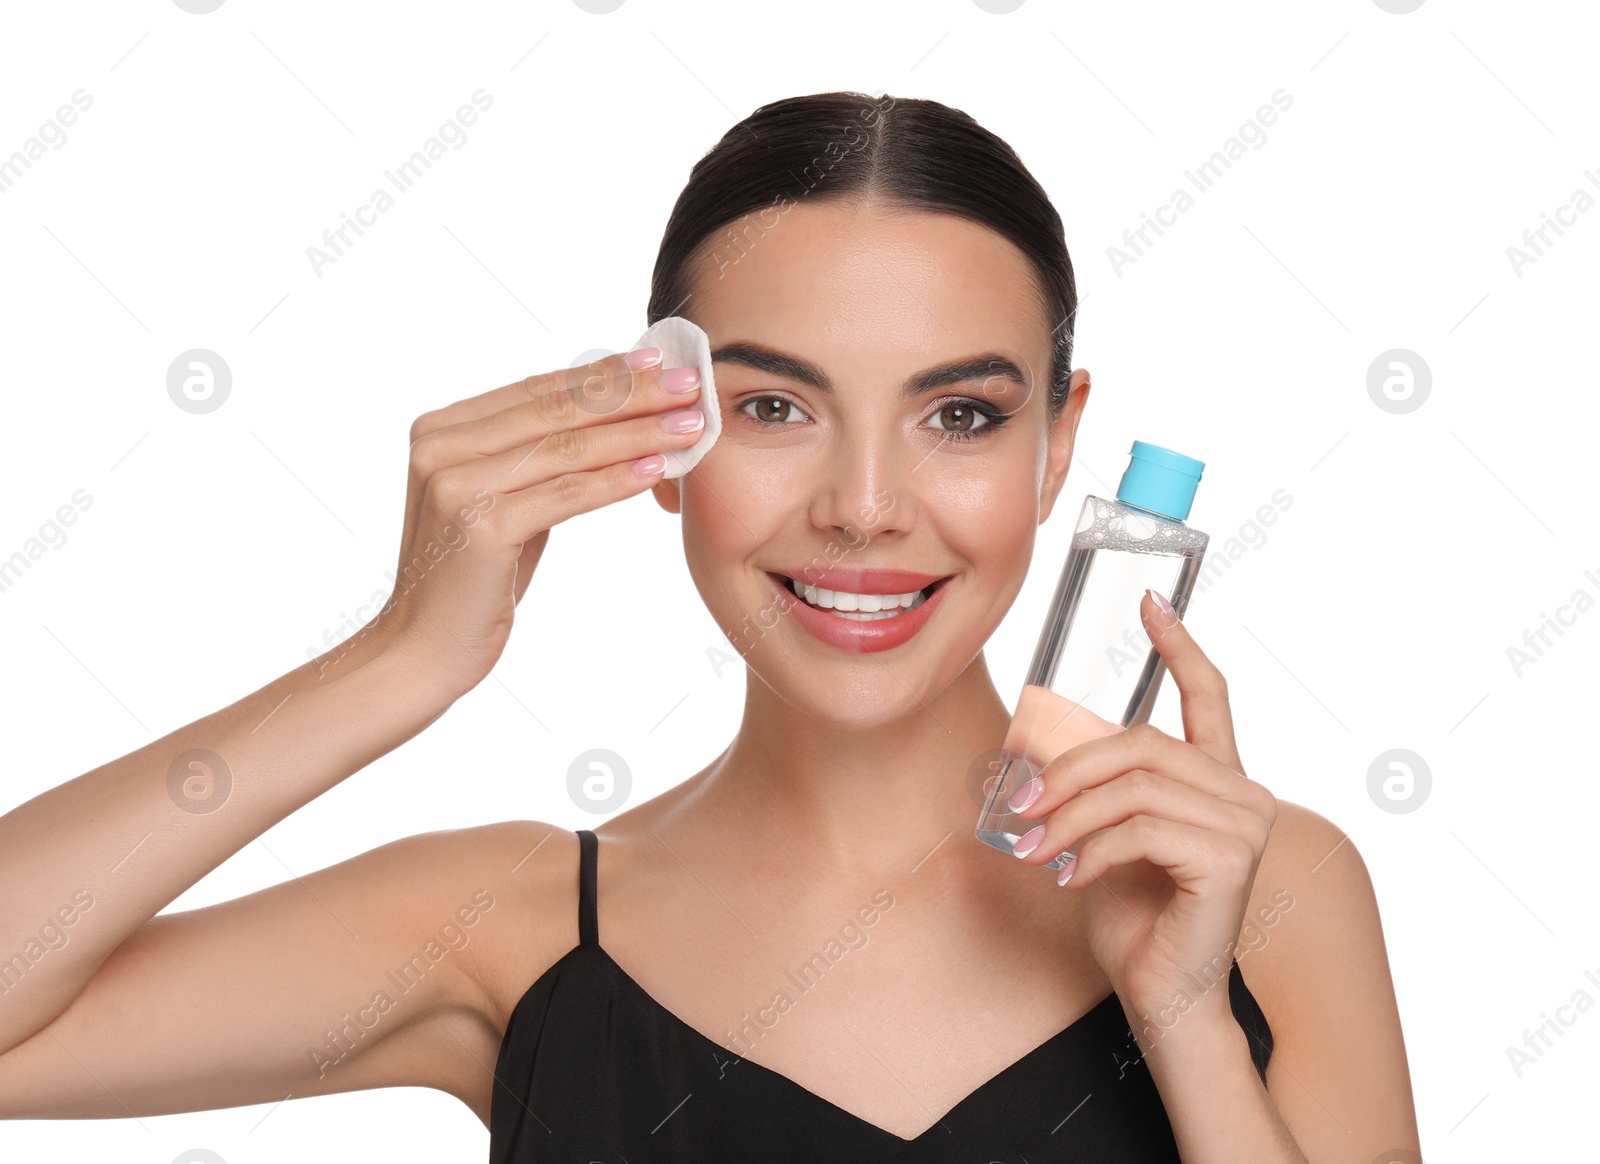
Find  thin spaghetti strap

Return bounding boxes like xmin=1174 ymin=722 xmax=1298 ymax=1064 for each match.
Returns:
xmin=576 ymin=829 xmax=599 ymax=945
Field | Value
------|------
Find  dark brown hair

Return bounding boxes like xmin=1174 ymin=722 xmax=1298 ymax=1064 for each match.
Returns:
xmin=648 ymin=91 xmax=1079 ymax=419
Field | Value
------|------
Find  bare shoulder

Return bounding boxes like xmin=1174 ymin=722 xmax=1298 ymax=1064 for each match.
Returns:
xmin=0 ymin=819 xmax=586 ymax=1129
xmin=1235 ymin=799 xmax=1357 ymax=1012
xmin=391 ymin=819 xmax=585 ymax=1125
xmin=1234 ymin=798 xmax=1421 ymax=1156
xmin=452 ymin=820 xmax=584 ymax=1023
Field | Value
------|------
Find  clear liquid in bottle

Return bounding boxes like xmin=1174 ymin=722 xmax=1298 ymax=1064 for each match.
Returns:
xmin=975 ymin=441 xmax=1209 ymax=870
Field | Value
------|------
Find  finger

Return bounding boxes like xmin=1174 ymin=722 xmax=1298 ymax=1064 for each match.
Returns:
xmin=403 ymin=367 xmax=698 ymax=560
xmin=1141 ymin=589 xmax=1242 ymax=770
xmin=410 ymin=348 xmax=689 ymax=441
xmin=1061 ymin=814 xmax=1256 ymax=891
xmin=437 ymin=402 xmax=705 ymax=501
xmin=398 ymin=353 xmax=693 ymax=550
xmin=416 ymin=362 xmax=702 ymax=468
xmin=1011 ymin=766 xmax=1257 ymax=869
xmin=481 ymin=454 xmax=672 ymax=546
xmin=1014 ymin=723 xmax=1254 ymax=824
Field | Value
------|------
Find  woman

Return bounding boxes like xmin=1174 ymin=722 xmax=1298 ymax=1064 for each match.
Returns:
xmin=0 ymin=92 xmax=1419 ymax=1160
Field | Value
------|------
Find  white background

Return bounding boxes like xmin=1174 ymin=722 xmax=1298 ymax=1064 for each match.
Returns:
xmin=2 ymin=0 xmax=1595 ymax=1159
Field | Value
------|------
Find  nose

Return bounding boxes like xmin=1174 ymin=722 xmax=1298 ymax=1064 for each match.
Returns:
xmin=806 ymin=423 xmax=912 ymax=544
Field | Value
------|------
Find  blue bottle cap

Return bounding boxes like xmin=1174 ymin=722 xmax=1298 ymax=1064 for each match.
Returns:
xmin=1115 ymin=440 xmax=1205 ymax=521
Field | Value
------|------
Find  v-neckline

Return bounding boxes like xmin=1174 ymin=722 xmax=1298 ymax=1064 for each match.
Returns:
xmin=591 ymin=943 xmax=1121 ymax=1144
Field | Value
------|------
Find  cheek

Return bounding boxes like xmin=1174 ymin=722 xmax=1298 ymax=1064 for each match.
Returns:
xmin=922 ymin=459 xmax=1040 ymax=561
xmin=675 ymin=453 xmax=784 ymax=598
xmin=680 ymin=433 xmax=825 ymax=550
xmin=920 ymin=460 xmax=1041 ymax=624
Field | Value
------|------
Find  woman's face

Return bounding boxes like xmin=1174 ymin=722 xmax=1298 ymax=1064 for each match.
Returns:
xmin=653 ymin=198 xmax=1088 ymax=727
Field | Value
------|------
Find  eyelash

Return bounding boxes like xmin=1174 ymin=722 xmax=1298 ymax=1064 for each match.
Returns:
xmin=734 ymin=394 xmax=1011 ymax=443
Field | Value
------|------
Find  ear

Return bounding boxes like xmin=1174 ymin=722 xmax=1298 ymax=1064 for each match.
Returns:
xmin=651 ymin=475 xmax=682 ymax=515
xmin=1037 ymin=369 xmax=1091 ymax=526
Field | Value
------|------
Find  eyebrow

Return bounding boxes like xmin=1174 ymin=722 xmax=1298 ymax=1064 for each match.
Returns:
xmin=708 ymin=341 xmax=1029 ymax=400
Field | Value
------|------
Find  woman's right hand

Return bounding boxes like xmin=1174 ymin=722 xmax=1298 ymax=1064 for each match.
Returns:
xmin=0 ymin=355 xmax=701 ymax=1106
xmin=371 ymin=347 xmax=703 ymax=696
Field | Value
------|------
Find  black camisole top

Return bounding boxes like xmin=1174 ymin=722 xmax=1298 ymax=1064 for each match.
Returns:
xmin=488 ymin=829 xmax=1274 ymax=1162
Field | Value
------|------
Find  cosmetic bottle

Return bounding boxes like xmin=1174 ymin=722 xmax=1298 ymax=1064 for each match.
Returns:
xmin=975 ymin=441 xmax=1209 ymax=870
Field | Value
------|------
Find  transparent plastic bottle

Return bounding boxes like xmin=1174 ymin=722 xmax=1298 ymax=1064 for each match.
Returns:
xmin=975 ymin=440 xmax=1209 ymax=870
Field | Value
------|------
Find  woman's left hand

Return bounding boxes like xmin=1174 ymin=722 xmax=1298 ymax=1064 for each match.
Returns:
xmin=1008 ymin=588 xmax=1278 ymax=1028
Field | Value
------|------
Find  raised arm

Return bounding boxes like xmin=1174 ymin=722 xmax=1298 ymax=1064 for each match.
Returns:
xmin=0 ymin=348 xmax=699 ymax=1121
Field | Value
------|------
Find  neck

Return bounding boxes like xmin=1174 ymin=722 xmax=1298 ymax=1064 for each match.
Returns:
xmin=688 ymin=653 xmax=1016 ymax=882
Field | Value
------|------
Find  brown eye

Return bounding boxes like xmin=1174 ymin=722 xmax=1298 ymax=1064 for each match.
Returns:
xmin=739 ymin=395 xmax=807 ymax=425
xmin=938 ymin=402 xmax=978 ymax=432
xmin=925 ymin=398 xmax=1005 ymax=441
xmin=931 ymin=402 xmax=993 ymax=433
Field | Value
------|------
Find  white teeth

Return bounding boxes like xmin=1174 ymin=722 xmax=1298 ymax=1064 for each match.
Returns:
xmin=787 ymin=578 xmax=931 ymax=619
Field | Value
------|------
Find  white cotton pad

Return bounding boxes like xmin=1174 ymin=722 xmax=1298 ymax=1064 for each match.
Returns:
xmin=629 ymin=316 xmax=720 ymax=479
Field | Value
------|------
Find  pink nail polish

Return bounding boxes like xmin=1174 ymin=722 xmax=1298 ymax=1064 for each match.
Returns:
xmin=623 ymin=347 xmax=663 ymax=371
xmin=1148 ymin=588 xmax=1176 ymax=619
xmin=660 ymin=408 xmax=704 ymax=434
xmin=1007 ymin=777 xmax=1044 ymax=813
xmin=632 ymin=454 xmax=667 ymax=476
xmin=1056 ymin=854 xmax=1077 ymax=886
xmin=1013 ymin=824 xmax=1046 ymax=858
xmin=660 ymin=366 xmax=700 ymax=393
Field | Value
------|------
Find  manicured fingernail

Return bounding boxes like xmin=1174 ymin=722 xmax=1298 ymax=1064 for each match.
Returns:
xmin=1148 ymin=589 xmax=1176 ymax=619
xmin=632 ymin=454 xmax=667 ymax=476
xmin=1007 ymin=777 xmax=1044 ymax=813
xmin=660 ymin=366 xmax=700 ymax=393
xmin=660 ymin=408 xmax=704 ymax=434
xmin=1013 ymin=824 xmax=1046 ymax=858
xmin=624 ymin=347 xmax=663 ymax=371
xmin=1056 ymin=854 xmax=1077 ymax=886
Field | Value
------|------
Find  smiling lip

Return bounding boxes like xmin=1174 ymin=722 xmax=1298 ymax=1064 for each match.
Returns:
xmin=765 ymin=570 xmax=953 ymax=653
xmin=775 ymin=566 xmax=948 ymax=594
